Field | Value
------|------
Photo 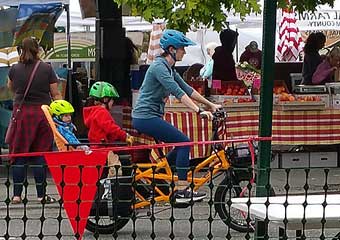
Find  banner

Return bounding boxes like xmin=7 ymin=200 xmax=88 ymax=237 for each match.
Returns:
xmin=0 ymin=8 xmax=18 ymax=49
xmin=13 ymin=3 xmax=63 ymax=50
xmin=296 ymin=10 xmax=340 ymax=31
xmin=42 ymin=32 xmax=95 ymax=61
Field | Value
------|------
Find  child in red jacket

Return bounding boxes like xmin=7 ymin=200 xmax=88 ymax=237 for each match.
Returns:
xmin=83 ymin=81 xmax=133 ymax=145
xmin=84 ymin=81 xmax=133 ymax=177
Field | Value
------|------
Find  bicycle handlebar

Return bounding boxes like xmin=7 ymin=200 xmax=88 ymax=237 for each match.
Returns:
xmin=199 ymin=108 xmax=227 ymax=120
xmin=212 ymin=108 xmax=227 ymax=120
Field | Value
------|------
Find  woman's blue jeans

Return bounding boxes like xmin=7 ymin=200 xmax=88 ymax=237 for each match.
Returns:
xmin=132 ymin=117 xmax=190 ymax=180
xmin=12 ymin=156 xmax=46 ymax=198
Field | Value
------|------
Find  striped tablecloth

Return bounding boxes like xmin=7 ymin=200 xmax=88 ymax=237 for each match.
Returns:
xmin=122 ymin=108 xmax=340 ymax=160
xmin=226 ymin=109 xmax=340 ymax=145
xmin=123 ymin=108 xmax=212 ymax=158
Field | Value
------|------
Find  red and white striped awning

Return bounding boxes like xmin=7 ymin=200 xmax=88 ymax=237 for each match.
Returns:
xmin=0 ymin=47 xmax=18 ymax=67
xmin=276 ymin=8 xmax=304 ymax=62
xmin=146 ymin=23 xmax=165 ymax=64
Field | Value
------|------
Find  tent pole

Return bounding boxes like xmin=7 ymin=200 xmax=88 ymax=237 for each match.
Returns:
xmin=235 ymin=28 xmax=239 ymax=62
xmin=64 ymin=3 xmax=72 ymax=103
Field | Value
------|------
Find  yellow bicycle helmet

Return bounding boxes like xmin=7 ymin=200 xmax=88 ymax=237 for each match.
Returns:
xmin=50 ymin=100 xmax=74 ymax=116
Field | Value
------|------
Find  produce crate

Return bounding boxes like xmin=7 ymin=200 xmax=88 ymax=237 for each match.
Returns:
xmin=223 ymin=101 xmax=259 ymax=112
xmin=275 ymin=101 xmax=326 ymax=111
xmin=295 ymin=94 xmax=330 ymax=108
xmin=186 ymin=78 xmax=205 ymax=95
xmin=281 ymin=152 xmax=309 ymax=168
xmin=210 ymin=80 xmax=248 ymax=95
xmin=310 ymin=152 xmax=338 ymax=168
xmin=208 ymin=95 xmax=254 ymax=104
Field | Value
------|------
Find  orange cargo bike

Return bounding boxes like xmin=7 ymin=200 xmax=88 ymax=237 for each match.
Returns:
xmin=41 ymin=106 xmax=272 ymax=235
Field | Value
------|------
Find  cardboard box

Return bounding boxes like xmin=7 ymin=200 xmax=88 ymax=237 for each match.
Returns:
xmin=281 ymin=152 xmax=309 ymax=169
xmin=309 ymin=152 xmax=338 ymax=168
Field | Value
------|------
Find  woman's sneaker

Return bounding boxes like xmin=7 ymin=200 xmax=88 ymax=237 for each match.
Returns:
xmin=172 ymin=189 xmax=206 ymax=203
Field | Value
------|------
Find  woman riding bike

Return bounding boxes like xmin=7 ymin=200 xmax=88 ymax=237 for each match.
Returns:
xmin=132 ymin=29 xmax=221 ymax=203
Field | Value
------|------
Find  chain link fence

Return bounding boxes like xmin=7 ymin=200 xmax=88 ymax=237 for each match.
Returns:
xmin=0 ymin=158 xmax=340 ymax=240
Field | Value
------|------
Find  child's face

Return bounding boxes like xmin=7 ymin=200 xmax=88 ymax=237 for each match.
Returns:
xmin=61 ymin=113 xmax=72 ymax=123
xmin=107 ymin=98 xmax=114 ymax=110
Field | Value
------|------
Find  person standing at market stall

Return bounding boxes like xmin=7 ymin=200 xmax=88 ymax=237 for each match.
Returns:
xmin=239 ymin=41 xmax=262 ymax=70
xmin=312 ymin=47 xmax=340 ymax=85
xmin=132 ymin=29 xmax=222 ymax=203
xmin=7 ymin=37 xmax=62 ymax=204
xmin=301 ymin=32 xmax=326 ymax=85
xmin=200 ymin=42 xmax=219 ymax=80
xmin=200 ymin=42 xmax=219 ymax=92
xmin=212 ymin=28 xmax=239 ymax=81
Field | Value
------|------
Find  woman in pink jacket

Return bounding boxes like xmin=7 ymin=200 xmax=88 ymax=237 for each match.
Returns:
xmin=312 ymin=47 xmax=340 ymax=85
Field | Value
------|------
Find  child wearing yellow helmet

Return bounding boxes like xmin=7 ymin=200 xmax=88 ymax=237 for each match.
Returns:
xmin=50 ymin=100 xmax=89 ymax=150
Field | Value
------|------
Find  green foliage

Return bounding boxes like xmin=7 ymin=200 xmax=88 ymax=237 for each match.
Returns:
xmin=113 ymin=0 xmax=336 ymax=32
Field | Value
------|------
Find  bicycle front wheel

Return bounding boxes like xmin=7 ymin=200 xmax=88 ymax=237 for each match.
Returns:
xmin=214 ymin=173 xmax=275 ymax=233
xmin=214 ymin=174 xmax=254 ymax=233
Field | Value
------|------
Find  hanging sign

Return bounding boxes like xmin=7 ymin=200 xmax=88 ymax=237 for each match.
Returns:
xmin=42 ymin=32 xmax=95 ymax=61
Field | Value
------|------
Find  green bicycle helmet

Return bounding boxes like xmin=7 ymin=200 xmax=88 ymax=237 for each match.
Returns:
xmin=89 ymin=81 xmax=120 ymax=99
xmin=50 ymin=100 xmax=74 ymax=116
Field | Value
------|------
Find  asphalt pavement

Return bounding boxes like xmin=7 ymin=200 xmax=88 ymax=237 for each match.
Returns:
xmin=0 ymin=166 xmax=339 ymax=239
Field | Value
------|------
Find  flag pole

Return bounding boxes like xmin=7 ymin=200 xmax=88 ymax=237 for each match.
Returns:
xmin=64 ymin=3 xmax=72 ymax=103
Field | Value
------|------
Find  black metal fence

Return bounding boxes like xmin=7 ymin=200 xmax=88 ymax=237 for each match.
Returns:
xmin=0 ymin=160 xmax=340 ymax=240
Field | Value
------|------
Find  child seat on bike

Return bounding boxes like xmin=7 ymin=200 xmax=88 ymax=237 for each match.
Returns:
xmin=41 ymin=104 xmax=75 ymax=151
xmin=41 ymin=104 xmax=134 ymax=234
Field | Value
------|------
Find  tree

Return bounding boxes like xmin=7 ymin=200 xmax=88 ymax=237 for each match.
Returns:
xmin=113 ymin=0 xmax=336 ymax=32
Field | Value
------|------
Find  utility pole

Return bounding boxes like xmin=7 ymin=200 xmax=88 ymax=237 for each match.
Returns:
xmin=255 ymin=0 xmax=277 ymax=239
xmin=95 ymin=0 xmax=126 ymax=94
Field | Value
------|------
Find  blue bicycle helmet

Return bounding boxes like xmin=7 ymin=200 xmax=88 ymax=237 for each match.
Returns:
xmin=160 ymin=29 xmax=196 ymax=50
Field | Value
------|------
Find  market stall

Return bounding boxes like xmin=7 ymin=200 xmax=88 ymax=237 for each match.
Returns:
xmin=127 ymin=60 xmax=340 ymax=168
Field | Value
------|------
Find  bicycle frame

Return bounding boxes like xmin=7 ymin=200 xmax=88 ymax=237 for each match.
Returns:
xmin=132 ymin=110 xmax=232 ymax=209
xmin=133 ymin=148 xmax=231 ymax=209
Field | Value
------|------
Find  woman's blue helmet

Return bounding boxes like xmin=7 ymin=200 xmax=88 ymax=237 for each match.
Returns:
xmin=160 ymin=29 xmax=196 ymax=51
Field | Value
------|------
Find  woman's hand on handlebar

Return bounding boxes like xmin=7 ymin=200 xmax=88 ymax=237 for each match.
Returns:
xmin=200 ymin=110 xmax=214 ymax=120
xmin=210 ymin=103 xmax=223 ymax=112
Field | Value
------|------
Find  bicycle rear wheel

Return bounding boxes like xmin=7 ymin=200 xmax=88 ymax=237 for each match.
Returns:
xmin=214 ymin=173 xmax=275 ymax=233
xmin=86 ymin=176 xmax=133 ymax=234
xmin=86 ymin=216 xmax=130 ymax=235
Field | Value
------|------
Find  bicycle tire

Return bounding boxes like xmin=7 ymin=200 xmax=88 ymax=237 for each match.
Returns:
xmin=86 ymin=216 xmax=130 ymax=234
xmin=86 ymin=174 xmax=133 ymax=235
xmin=214 ymin=173 xmax=275 ymax=233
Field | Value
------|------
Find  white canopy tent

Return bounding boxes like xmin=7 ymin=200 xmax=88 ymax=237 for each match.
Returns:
xmin=3 ymin=0 xmax=340 ymax=65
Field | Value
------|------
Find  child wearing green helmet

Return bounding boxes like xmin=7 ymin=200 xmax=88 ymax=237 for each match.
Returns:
xmin=83 ymin=81 xmax=134 ymax=145
xmin=50 ymin=99 xmax=89 ymax=151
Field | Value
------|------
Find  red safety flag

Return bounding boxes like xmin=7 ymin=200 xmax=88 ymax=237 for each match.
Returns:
xmin=44 ymin=150 xmax=108 ymax=240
